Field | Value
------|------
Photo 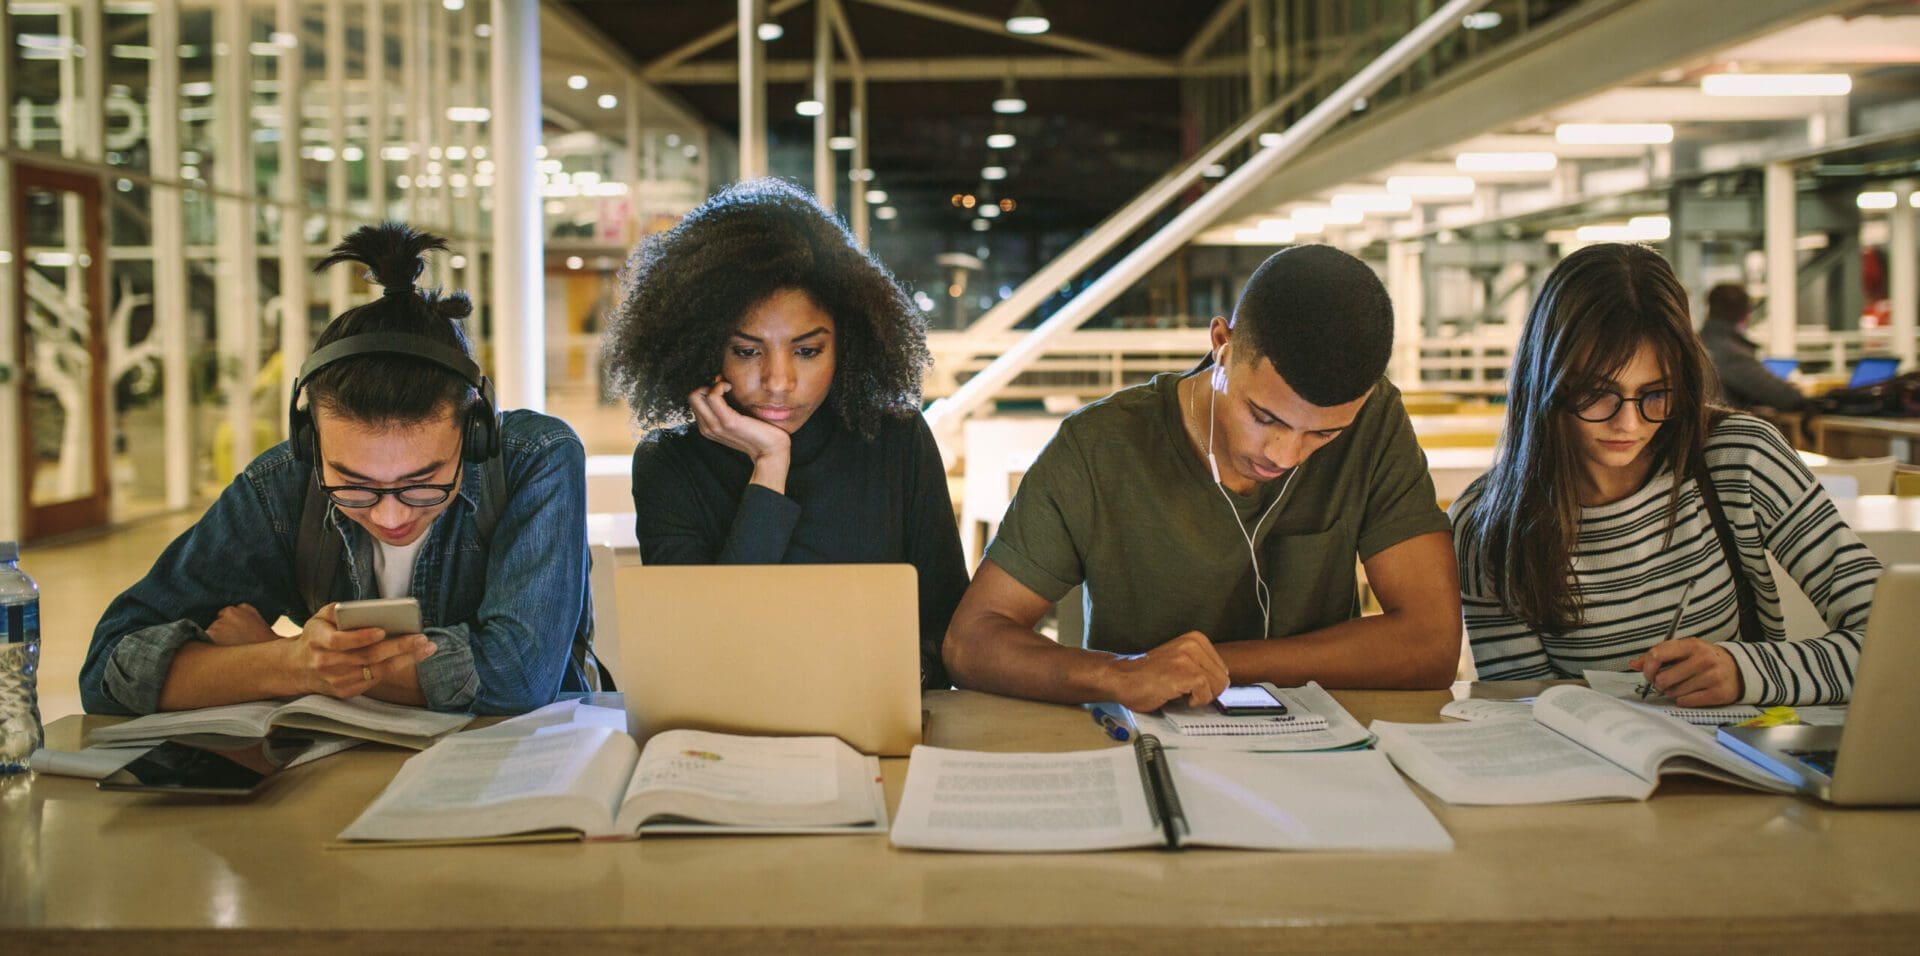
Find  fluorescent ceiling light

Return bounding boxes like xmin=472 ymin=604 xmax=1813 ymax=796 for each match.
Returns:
xmin=972 ymin=219 xmax=991 ymax=231
xmin=986 ymin=133 xmax=1017 ymax=149
xmin=1455 ymin=151 xmax=1557 ymax=173
xmin=566 ymin=256 xmax=584 ymax=270
xmin=795 ymin=99 xmax=824 ymax=117
xmin=1386 ymin=175 xmax=1475 ymax=197
xmin=1291 ymin=205 xmax=1363 ymax=226
xmin=865 ymin=189 xmax=888 ymax=204
xmin=876 ymin=206 xmax=898 ymax=221
xmin=1858 ymin=191 xmax=1898 ymax=210
xmin=1702 ymin=73 xmax=1851 ymax=97
xmin=757 ymin=20 xmax=784 ymax=42
xmin=1575 ymin=215 xmax=1670 ymax=242
xmin=992 ymin=96 xmax=1026 ymax=115
xmin=1234 ymin=228 xmax=1296 ymax=244
xmin=1461 ymin=12 xmax=1502 ymax=30
xmin=981 ymin=165 xmax=1008 ymax=181
xmin=443 ymin=0 xmax=465 ymax=10
xmin=979 ymin=205 xmax=1001 ymax=219
xmin=1555 ymin=123 xmax=1672 ymax=145
xmin=1006 ymin=0 xmax=1050 ymax=35
xmin=829 ymin=135 xmax=857 ymax=151
xmin=1258 ymin=132 xmax=1282 ymax=148
xmin=598 ymin=94 xmax=618 ymax=110
xmin=1202 ymin=164 xmax=1227 ymax=179
xmin=447 ymin=106 xmax=491 ymax=122
xmin=567 ymin=74 xmax=588 ymax=90
xmin=1330 ymin=192 xmax=1413 ymax=213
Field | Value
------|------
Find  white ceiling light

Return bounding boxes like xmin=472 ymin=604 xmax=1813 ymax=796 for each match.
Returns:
xmin=829 ymin=135 xmax=857 ymax=151
xmin=1330 ymin=192 xmax=1413 ymax=213
xmin=979 ymin=204 xmax=1001 ymax=219
xmin=1455 ymin=151 xmax=1557 ymax=173
xmin=1291 ymin=205 xmax=1363 ymax=227
xmin=796 ymin=99 xmax=825 ymax=117
xmin=1574 ymin=215 xmax=1670 ymax=242
xmin=565 ymin=256 xmax=584 ymax=270
xmin=981 ymin=165 xmax=1008 ymax=181
xmin=1857 ymin=191 xmax=1898 ymax=210
xmin=1235 ymin=227 xmax=1296 ymax=244
xmin=865 ymin=189 xmax=888 ymax=204
xmin=1702 ymin=73 xmax=1851 ymax=97
xmin=1006 ymin=0 xmax=1050 ymax=35
xmin=1258 ymin=132 xmax=1282 ymax=148
xmin=971 ymin=218 xmax=991 ymax=231
xmin=757 ymin=19 xmax=784 ymax=42
xmin=447 ymin=106 xmax=491 ymax=122
xmin=986 ymin=132 xmax=1017 ymax=149
xmin=1912 ymin=192 xmax=1919 ymax=209
xmin=443 ymin=0 xmax=465 ymax=10
xmin=1555 ymin=123 xmax=1673 ymax=145
xmin=1461 ymin=11 xmax=1501 ymax=30
xmin=567 ymin=74 xmax=588 ymax=90
xmin=1202 ymin=163 xmax=1227 ymax=179
xmin=876 ymin=206 xmax=898 ymax=221
xmin=1386 ymin=175 xmax=1476 ymax=197
xmin=992 ymin=77 xmax=1027 ymax=114
xmin=598 ymin=94 xmax=618 ymax=110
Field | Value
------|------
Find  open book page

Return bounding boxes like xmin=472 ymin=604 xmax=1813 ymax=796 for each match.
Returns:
xmin=338 ymin=725 xmax=639 ymax=841
xmin=1173 ymin=749 xmax=1453 ymax=851
xmin=1371 ymin=718 xmax=1655 ymax=804
xmin=88 ymin=701 xmax=285 ymax=746
xmin=1132 ymin=683 xmax=1372 ymax=752
xmin=1581 ymin=670 xmax=1763 ymax=726
xmin=889 ymin=745 xmax=1162 ymax=852
xmin=455 ymin=699 xmax=628 ymax=739
xmin=272 ymin=695 xmax=473 ymax=748
xmin=1534 ymin=686 xmax=1794 ymax=792
xmin=612 ymin=731 xmax=877 ymax=831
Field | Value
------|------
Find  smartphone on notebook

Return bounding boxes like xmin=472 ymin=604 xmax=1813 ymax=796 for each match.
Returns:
xmin=1214 ymin=685 xmax=1289 ymax=716
xmin=334 ymin=597 xmax=423 ymax=636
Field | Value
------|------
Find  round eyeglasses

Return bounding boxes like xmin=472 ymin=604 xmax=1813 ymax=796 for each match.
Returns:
xmin=1569 ymin=388 xmax=1674 ymax=423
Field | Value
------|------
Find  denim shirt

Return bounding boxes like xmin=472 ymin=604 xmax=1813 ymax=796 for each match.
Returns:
xmin=80 ymin=409 xmax=596 ymax=716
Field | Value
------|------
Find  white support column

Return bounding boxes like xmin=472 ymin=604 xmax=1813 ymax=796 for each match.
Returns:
xmin=367 ymin=1 xmax=388 ymax=221
xmin=215 ymin=0 xmax=258 ymax=474
xmin=0 ymin=2 xmax=18 ymax=538
xmin=1764 ymin=162 xmax=1798 ymax=359
xmin=402 ymin=0 xmax=424 ymax=223
xmin=1387 ymin=235 xmax=1424 ymax=388
xmin=490 ymin=0 xmax=543 ymax=411
xmin=152 ymin=0 xmax=189 ymax=510
xmin=812 ymin=0 xmax=834 ymax=206
xmin=737 ymin=0 xmax=768 ymax=179
xmin=1892 ymin=179 xmax=1918 ymax=371
xmin=850 ymin=74 xmax=868 ymax=247
xmin=278 ymin=0 xmax=307 ymax=431
xmin=325 ymin=0 xmax=349 ymax=313
xmin=430 ymin=0 xmax=452 ymax=251
xmin=78 ymin=0 xmax=104 ymax=161
xmin=1247 ymin=0 xmax=1271 ymax=109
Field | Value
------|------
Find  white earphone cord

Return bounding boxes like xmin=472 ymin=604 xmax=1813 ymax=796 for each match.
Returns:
xmin=1205 ymin=381 xmax=1300 ymax=638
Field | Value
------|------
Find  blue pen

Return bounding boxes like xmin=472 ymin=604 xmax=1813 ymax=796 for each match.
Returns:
xmin=1086 ymin=703 xmax=1133 ymax=742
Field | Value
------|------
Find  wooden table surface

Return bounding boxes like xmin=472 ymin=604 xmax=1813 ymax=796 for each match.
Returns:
xmin=4 ymin=686 xmax=1918 ymax=954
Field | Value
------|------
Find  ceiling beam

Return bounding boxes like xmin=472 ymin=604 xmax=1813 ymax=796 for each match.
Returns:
xmin=1182 ymin=0 xmax=1247 ymax=65
xmin=652 ymin=56 xmax=1182 ymax=84
xmin=848 ymin=0 xmax=1172 ymax=70
xmin=642 ymin=0 xmax=811 ymax=78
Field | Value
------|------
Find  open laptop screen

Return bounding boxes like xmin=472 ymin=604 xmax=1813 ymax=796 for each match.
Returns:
xmin=1762 ymin=358 xmax=1799 ymax=380
xmin=1848 ymin=357 xmax=1899 ymax=389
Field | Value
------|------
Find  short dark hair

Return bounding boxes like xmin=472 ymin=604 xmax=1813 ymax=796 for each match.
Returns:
xmin=307 ymin=223 xmax=476 ymax=426
xmin=1230 ymin=244 xmax=1393 ymax=406
xmin=601 ymin=178 xmax=929 ymax=441
xmin=1704 ymin=283 xmax=1750 ymax=326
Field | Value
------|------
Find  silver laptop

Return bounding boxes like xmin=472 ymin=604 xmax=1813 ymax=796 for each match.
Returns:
xmin=1717 ymin=565 xmax=1920 ymax=806
xmin=610 ymin=564 xmax=923 ymax=756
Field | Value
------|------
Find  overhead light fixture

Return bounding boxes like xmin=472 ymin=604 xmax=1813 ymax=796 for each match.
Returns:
xmin=987 ymin=132 xmax=1017 ymax=149
xmin=796 ymin=99 xmax=824 ymax=117
xmin=757 ymin=18 xmax=784 ymax=42
xmin=567 ymin=74 xmax=588 ymax=90
xmin=829 ymin=135 xmax=857 ymax=151
xmin=1006 ymin=0 xmax=1050 ymax=35
xmin=446 ymin=106 xmax=491 ymax=122
xmin=1291 ymin=205 xmax=1363 ymax=227
xmin=1258 ymin=132 xmax=1282 ymax=148
xmin=1235 ymin=224 xmax=1297 ymax=244
xmin=971 ymin=218 xmax=991 ymax=231
xmin=979 ymin=204 xmax=1001 ymax=219
xmin=1455 ymin=151 xmax=1557 ymax=173
xmin=981 ymin=165 xmax=1008 ymax=181
xmin=1202 ymin=164 xmax=1227 ymax=179
xmin=443 ymin=0 xmax=465 ymax=10
xmin=1574 ymin=215 xmax=1670 ymax=242
xmin=992 ymin=77 xmax=1027 ymax=115
xmin=1555 ymin=123 xmax=1673 ymax=145
xmin=598 ymin=94 xmax=618 ymax=110
xmin=1461 ymin=11 xmax=1501 ymax=30
xmin=1702 ymin=73 xmax=1851 ymax=97
xmin=865 ymin=189 xmax=888 ymax=204
xmin=1857 ymin=191 xmax=1898 ymax=210
xmin=1386 ymin=175 xmax=1475 ymax=197
xmin=1331 ymin=192 xmax=1413 ymax=213
xmin=1912 ymin=192 xmax=1920 ymax=209
xmin=876 ymin=206 xmax=898 ymax=221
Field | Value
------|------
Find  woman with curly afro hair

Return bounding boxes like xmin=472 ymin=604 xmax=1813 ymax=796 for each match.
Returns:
xmin=604 ymin=178 xmax=968 ymax=688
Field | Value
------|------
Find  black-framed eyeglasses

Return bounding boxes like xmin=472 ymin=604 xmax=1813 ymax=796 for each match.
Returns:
xmin=1568 ymin=388 xmax=1675 ymax=423
xmin=315 ymin=430 xmax=463 ymax=508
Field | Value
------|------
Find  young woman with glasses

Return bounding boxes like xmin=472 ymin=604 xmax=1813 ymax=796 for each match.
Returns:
xmin=1449 ymin=243 xmax=1879 ymax=706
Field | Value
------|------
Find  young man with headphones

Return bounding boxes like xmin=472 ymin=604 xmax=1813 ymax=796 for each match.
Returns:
xmin=943 ymin=245 xmax=1461 ymax=712
xmin=81 ymin=224 xmax=598 ymax=715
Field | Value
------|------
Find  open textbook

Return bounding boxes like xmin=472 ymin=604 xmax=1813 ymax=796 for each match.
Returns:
xmin=339 ymin=713 xmax=885 ymax=844
xmin=88 ymin=695 xmax=472 ymax=750
xmin=1373 ymin=685 xmax=1797 ymax=805
xmin=890 ymin=736 xmax=1451 ymax=853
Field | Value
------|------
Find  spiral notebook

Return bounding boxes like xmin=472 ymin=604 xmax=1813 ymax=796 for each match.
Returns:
xmin=1159 ymin=708 xmax=1330 ymax=736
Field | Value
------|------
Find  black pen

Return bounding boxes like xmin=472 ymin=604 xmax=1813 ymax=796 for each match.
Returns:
xmin=1638 ymin=579 xmax=1696 ymax=700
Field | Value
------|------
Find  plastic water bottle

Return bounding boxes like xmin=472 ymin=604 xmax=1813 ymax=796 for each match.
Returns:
xmin=0 ymin=541 xmax=42 ymax=773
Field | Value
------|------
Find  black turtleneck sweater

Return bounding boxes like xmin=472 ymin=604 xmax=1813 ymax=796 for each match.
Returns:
xmin=629 ymin=409 xmax=968 ymax=688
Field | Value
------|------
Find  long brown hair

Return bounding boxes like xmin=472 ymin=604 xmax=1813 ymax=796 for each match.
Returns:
xmin=1464 ymin=243 xmax=1721 ymax=635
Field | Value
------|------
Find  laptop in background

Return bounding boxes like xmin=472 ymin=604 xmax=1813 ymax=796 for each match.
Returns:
xmin=1718 ymin=565 xmax=1920 ymax=806
xmin=611 ymin=564 xmax=923 ymax=756
xmin=1847 ymin=356 xmax=1900 ymax=389
xmin=1762 ymin=358 xmax=1799 ymax=380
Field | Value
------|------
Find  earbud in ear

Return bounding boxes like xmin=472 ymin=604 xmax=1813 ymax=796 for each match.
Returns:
xmin=1208 ymin=452 xmax=1221 ymax=483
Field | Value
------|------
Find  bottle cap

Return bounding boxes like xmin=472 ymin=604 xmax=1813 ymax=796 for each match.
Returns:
xmin=0 ymin=541 xmax=15 ymax=562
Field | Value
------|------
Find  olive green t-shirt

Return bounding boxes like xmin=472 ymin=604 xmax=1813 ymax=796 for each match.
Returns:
xmin=985 ymin=372 xmax=1450 ymax=654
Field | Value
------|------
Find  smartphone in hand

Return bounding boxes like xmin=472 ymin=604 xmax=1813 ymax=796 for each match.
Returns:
xmin=333 ymin=597 xmax=423 ymax=636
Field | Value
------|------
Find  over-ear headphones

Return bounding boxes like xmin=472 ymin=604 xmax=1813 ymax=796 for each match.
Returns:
xmin=288 ymin=331 xmax=501 ymax=465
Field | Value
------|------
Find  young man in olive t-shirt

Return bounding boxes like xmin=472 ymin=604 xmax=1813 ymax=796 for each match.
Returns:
xmin=943 ymin=245 xmax=1460 ymax=713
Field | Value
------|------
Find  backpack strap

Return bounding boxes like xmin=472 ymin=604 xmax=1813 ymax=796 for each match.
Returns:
xmin=295 ymin=475 xmax=342 ymax=619
xmin=1694 ymin=461 xmax=1764 ymax=644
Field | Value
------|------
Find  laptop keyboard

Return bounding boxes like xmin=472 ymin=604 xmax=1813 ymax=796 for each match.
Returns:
xmin=1786 ymin=748 xmax=1839 ymax=776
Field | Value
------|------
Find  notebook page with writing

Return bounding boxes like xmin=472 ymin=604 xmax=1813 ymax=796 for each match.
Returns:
xmin=1373 ymin=718 xmax=1654 ymax=804
xmin=1580 ymin=670 xmax=1763 ymax=726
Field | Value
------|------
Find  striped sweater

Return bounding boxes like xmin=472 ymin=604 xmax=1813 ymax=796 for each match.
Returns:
xmin=1449 ymin=414 xmax=1880 ymax=705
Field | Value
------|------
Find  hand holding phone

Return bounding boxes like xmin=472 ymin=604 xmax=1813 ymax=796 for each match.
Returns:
xmin=1214 ymin=684 xmax=1289 ymax=716
xmin=333 ymin=597 xmax=423 ymax=637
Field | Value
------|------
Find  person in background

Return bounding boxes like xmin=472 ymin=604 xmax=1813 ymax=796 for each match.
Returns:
xmin=603 ymin=178 xmax=967 ymax=689
xmin=1699 ymin=283 xmax=1807 ymax=412
xmin=82 ymin=223 xmax=598 ymax=716
xmin=1452 ymin=244 xmax=1877 ymax=706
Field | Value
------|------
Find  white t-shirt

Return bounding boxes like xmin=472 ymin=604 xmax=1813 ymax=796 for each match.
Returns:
xmin=372 ymin=537 xmax=428 ymax=600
